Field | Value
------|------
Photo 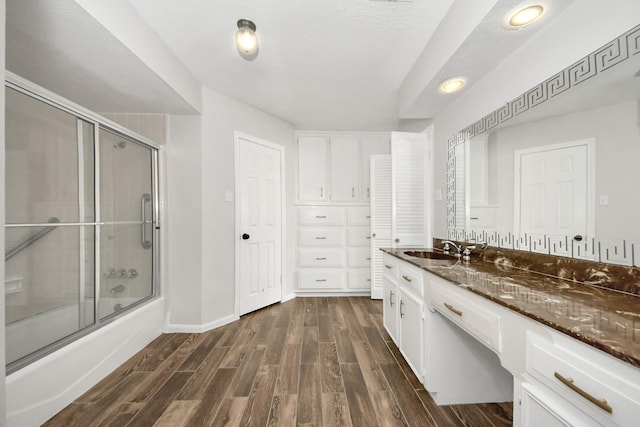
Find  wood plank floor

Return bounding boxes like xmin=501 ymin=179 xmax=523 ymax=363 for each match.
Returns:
xmin=45 ymin=297 xmax=513 ymax=427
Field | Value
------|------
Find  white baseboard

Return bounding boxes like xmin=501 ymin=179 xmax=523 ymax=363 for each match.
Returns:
xmin=294 ymin=291 xmax=371 ymax=297
xmin=281 ymin=292 xmax=296 ymax=302
xmin=164 ymin=313 xmax=238 ymax=334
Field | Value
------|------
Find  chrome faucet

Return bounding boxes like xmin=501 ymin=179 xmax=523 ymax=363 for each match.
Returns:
xmin=442 ymin=240 xmax=462 ymax=258
xmin=462 ymin=245 xmax=476 ymax=261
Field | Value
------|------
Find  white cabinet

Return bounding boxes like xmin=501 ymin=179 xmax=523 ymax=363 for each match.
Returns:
xmin=298 ymin=136 xmax=328 ymax=201
xmin=519 ymin=380 xmax=596 ymax=427
xmin=398 ymin=287 xmax=424 ymax=382
xmin=296 ymin=205 xmax=373 ymax=293
xmin=391 ymin=131 xmax=432 ymax=247
xmin=296 ymin=132 xmax=389 ymax=203
xmin=330 ymin=137 xmax=360 ymax=201
xmin=519 ymin=331 xmax=640 ymax=427
xmin=382 ymin=254 xmax=424 ymax=382
xmin=383 ymin=276 xmax=399 ymax=344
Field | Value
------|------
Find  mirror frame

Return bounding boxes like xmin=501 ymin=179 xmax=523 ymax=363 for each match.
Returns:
xmin=446 ymin=24 xmax=640 ymax=267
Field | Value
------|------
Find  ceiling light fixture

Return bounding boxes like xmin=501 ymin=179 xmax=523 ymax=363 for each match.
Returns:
xmin=236 ymin=19 xmax=259 ymax=61
xmin=507 ymin=5 xmax=544 ymax=28
xmin=440 ymin=78 xmax=466 ymax=93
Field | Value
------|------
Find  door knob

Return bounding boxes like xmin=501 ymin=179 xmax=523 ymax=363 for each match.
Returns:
xmin=242 ymin=233 xmax=250 ymax=240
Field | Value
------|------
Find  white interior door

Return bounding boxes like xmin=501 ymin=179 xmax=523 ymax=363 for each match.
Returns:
xmin=236 ymin=134 xmax=283 ymax=316
xmin=515 ymin=140 xmax=592 ymax=239
xmin=370 ymin=154 xmax=391 ymax=299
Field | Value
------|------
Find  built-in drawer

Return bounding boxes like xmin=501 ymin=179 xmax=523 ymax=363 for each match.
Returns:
xmin=348 ymin=227 xmax=371 ymax=247
xmin=297 ymin=269 xmax=345 ymax=289
xmin=347 ymin=206 xmax=371 ymax=225
xmin=297 ymin=206 xmax=345 ymax=226
xmin=347 ymin=268 xmax=371 ymax=289
xmin=526 ymin=332 xmax=640 ymax=426
xmin=297 ymin=228 xmax=345 ymax=247
xmin=430 ymin=279 xmax=501 ymax=352
xmin=348 ymin=247 xmax=371 ymax=268
xmin=382 ymin=254 xmax=399 ymax=282
xmin=297 ymin=248 xmax=345 ymax=268
xmin=398 ymin=263 xmax=424 ymax=297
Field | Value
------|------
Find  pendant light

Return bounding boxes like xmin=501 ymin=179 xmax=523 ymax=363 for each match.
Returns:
xmin=236 ymin=19 xmax=259 ymax=61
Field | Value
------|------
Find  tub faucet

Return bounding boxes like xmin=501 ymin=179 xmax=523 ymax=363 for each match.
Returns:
xmin=442 ymin=240 xmax=462 ymax=258
xmin=110 ymin=284 xmax=126 ymax=295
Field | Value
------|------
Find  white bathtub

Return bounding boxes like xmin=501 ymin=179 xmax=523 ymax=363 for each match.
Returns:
xmin=6 ymin=297 xmax=140 ymax=365
xmin=7 ymin=297 xmax=164 ymax=427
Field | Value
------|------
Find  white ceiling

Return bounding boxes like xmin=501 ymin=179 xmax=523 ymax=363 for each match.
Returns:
xmin=5 ymin=0 xmax=577 ymax=131
xmin=126 ymin=0 xmax=455 ymax=130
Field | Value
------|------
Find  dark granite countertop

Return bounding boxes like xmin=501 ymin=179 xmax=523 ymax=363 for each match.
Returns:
xmin=382 ymin=247 xmax=640 ymax=369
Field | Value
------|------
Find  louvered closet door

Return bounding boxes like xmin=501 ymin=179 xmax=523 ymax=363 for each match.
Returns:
xmin=391 ymin=132 xmax=428 ymax=247
xmin=370 ymin=155 xmax=392 ymax=299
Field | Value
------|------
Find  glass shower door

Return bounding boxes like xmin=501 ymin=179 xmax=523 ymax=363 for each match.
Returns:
xmin=98 ymin=129 xmax=154 ymax=319
xmin=4 ymin=87 xmax=96 ymax=365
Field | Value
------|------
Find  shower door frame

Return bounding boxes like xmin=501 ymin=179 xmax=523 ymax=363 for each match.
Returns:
xmin=4 ymin=72 xmax=161 ymax=373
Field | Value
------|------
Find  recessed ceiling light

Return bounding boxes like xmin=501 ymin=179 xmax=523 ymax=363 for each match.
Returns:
xmin=507 ymin=5 xmax=544 ymax=28
xmin=440 ymin=78 xmax=466 ymax=93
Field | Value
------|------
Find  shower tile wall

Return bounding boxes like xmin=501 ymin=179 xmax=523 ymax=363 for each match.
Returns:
xmin=102 ymin=113 xmax=168 ymax=146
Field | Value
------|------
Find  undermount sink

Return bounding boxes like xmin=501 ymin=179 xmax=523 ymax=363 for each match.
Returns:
xmin=403 ymin=250 xmax=458 ymax=261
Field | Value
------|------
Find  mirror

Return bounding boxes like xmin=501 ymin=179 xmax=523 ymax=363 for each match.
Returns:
xmin=447 ymin=24 xmax=640 ymax=267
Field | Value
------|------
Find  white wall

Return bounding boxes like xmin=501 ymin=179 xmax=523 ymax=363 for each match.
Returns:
xmin=432 ymin=0 xmax=640 ymax=237
xmin=165 ymin=115 xmax=204 ymax=327
xmin=199 ymin=88 xmax=296 ymax=326
xmin=166 ymin=88 xmax=295 ymax=330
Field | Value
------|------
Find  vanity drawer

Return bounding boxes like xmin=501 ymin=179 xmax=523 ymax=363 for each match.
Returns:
xmin=297 ymin=248 xmax=345 ymax=267
xmin=348 ymin=247 xmax=371 ymax=267
xmin=398 ymin=263 xmax=423 ymax=297
xmin=297 ymin=269 xmax=345 ymax=289
xmin=347 ymin=227 xmax=372 ymax=247
xmin=297 ymin=228 xmax=345 ymax=246
xmin=382 ymin=254 xmax=399 ymax=282
xmin=526 ymin=332 xmax=640 ymax=426
xmin=431 ymin=280 xmax=501 ymax=352
xmin=297 ymin=206 xmax=345 ymax=225
xmin=347 ymin=206 xmax=371 ymax=225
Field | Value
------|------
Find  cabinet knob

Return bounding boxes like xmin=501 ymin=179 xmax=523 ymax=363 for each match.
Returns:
xmin=372 ymin=233 xmax=376 ymax=238
xmin=241 ymin=233 xmax=250 ymax=240
xmin=395 ymin=238 xmax=400 ymax=243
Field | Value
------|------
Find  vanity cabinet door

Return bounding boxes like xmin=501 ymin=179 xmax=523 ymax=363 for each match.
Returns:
xmin=398 ymin=288 xmax=424 ymax=382
xmin=383 ymin=277 xmax=399 ymax=344
xmin=520 ymin=382 xmax=597 ymax=427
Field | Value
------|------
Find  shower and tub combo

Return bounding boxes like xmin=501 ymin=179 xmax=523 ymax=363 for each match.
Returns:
xmin=4 ymin=73 xmax=160 ymax=372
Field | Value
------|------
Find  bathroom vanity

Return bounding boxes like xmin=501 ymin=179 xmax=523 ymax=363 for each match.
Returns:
xmin=382 ymin=246 xmax=640 ymax=427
